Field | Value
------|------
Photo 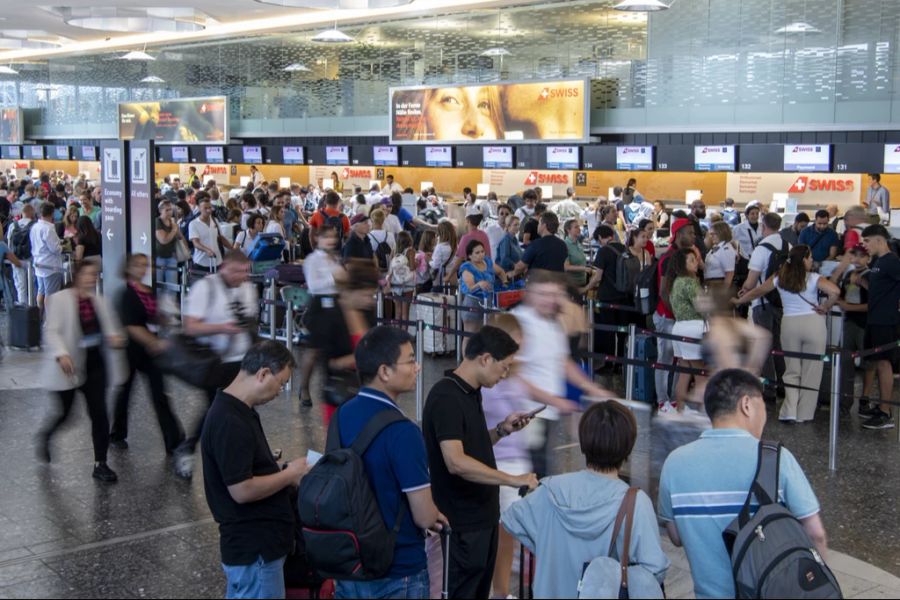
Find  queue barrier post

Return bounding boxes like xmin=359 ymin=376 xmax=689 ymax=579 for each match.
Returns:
xmin=269 ymin=278 xmax=277 ymax=341
xmin=376 ymin=287 xmax=384 ymax=322
xmin=482 ymin=296 xmax=490 ymax=326
xmin=586 ymin=299 xmax=595 ymax=376
xmin=26 ymin=261 xmax=35 ymax=307
xmin=416 ymin=319 xmax=425 ymax=423
xmin=625 ymin=323 xmax=637 ymax=402
xmin=285 ymin=298 xmax=294 ymax=393
xmin=96 ymin=270 xmax=103 ymax=297
xmin=179 ymin=266 xmax=188 ymax=324
xmin=455 ymin=288 xmax=463 ymax=365
xmin=829 ymin=349 xmax=841 ymax=472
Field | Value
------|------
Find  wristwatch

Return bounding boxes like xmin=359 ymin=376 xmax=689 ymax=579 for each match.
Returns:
xmin=496 ymin=423 xmax=509 ymax=439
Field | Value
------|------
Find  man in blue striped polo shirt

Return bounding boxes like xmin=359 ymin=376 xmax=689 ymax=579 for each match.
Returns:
xmin=657 ymin=369 xmax=828 ymax=599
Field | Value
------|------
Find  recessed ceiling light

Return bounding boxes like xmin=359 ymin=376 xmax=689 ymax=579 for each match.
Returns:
xmin=614 ymin=0 xmax=670 ymax=11
xmin=57 ymin=7 xmax=212 ymax=33
xmin=140 ymin=75 xmax=165 ymax=83
xmin=775 ymin=22 xmax=821 ymax=34
xmin=283 ymin=62 xmax=310 ymax=71
xmin=0 ymin=65 xmax=19 ymax=75
xmin=311 ymin=27 xmax=353 ymax=43
xmin=120 ymin=50 xmax=156 ymax=61
xmin=481 ymin=47 xmax=511 ymax=57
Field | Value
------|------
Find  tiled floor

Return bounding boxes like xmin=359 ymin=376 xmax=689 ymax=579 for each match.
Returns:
xmin=1 ymin=322 xmax=900 ymax=598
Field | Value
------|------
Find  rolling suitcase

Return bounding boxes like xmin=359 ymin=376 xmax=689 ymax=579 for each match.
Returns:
xmin=416 ymin=292 xmax=457 ymax=355
xmin=631 ymin=332 xmax=657 ymax=403
xmin=248 ymin=233 xmax=286 ymax=262
xmin=8 ymin=304 xmax=40 ymax=350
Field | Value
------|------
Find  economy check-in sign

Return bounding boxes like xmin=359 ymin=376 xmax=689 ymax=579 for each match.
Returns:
xmin=101 ymin=140 xmax=129 ymax=300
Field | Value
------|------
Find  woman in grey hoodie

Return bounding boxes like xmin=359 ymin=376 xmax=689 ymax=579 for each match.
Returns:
xmin=502 ymin=401 xmax=669 ymax=598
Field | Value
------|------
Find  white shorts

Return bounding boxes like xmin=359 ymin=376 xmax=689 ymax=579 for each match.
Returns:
xmin=671 ymin=319 xmax=705 ymax=361
xmin=497 ymin=458 xmax=533 ymax=514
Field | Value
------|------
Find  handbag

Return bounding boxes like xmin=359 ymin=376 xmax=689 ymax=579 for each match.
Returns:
xmin=156 ymin=333 xmax=222 ymax=389
xmin=175 ymin=237 xmax=191 ymax=263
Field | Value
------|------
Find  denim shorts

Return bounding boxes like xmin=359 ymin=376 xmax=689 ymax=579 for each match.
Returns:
xmin=36 ymin=273 xmax=63 ymax=297
xmin=335 ymin=568 xmax=429 ymax=599
xmin=222 ymin=555 xmax=286 ymax=599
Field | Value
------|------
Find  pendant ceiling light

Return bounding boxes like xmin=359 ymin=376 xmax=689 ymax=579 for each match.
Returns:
xmin=284 ymin=62 xmax=311 ymax=71
xmin=614 ymin=0 xmax=670 ymax=11
xmin=775 ymin=22 xmax=821 ymax=34
xmin=56 ymin=7 xmax=212 ymax=33
xmin=140 ymin=75 xmax=166 ymax=83
xmin=312 ymin=25 xmax=353 ymax=43
xmin=120 ymin=49 xmax=156 ymax=60
xmin=0 ymin=65 xmax=19 ymax=75
xmin=481 ymin=48 xmax=511 ymax=57
xmin=254 ymin=0 xmax=412 ymax=8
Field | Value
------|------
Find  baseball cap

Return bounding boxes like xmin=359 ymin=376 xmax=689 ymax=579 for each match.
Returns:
xmin=850 ymin=243 xmax=869 ymax=256
xmin=350 ymin=213 xmax=369 ymax=226
xmin=745 ymin=199 xmax=760 ymax=213
xmin=670 ymin=217 xmax=691 ymax=238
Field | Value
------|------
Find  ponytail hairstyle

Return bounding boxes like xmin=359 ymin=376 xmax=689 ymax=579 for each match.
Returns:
xmin=778 ymin=245 xmax=811 ymax=294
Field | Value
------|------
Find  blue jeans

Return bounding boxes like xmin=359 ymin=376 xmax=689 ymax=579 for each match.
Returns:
xmin=335 ymin=568 xmax=429 ymax=599
xmin=222 ymin=555 xmax=286 ymax=599
xmin=155 ymin=256 xmax=179 ymax=287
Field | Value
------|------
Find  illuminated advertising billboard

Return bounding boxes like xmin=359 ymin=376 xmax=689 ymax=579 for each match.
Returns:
xmin=118 ymin=96 xmax=228 ymax=144
xmin=0 ymin=108 xmax=23 ymax=145
xmin=616 ymin=146 xmax=653 ymax=171
xmin=694 ymin=145 xmax=735 ymax=171
xmin=389 ymin=79 xmax=589 ymax=144
xmin=783 ymin=145 xmax=830 ymax=172
xmin=483 ymin=146 xmax=513 ymax=169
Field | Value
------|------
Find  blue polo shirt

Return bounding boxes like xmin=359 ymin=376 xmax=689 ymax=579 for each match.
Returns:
xmin=337 ymin=388 xmax=431 ymax=578
xmin=397 ymin=207 xmax=414 ymax=228
xmin=658 ymin=429 xmax=820 ymax=599
xmin=798 ymin=225 xmax=839 ymax=262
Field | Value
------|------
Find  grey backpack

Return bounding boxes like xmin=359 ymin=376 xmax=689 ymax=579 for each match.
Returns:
xmin=577 ymin=488 xmax=664 ymax=599
xmin=723 ymin=441 xmax=842 ymax=599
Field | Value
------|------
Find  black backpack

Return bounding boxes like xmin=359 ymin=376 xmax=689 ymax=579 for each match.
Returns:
xmin=298 ymin=407 xmax=411 ymax=581
xmin=723 ymin=441 xmax=842 ymax=599
xmin=634 ymin=257 xmax=659 ymax=314
xmin=760 ymin=241 xmax=789 ymax=308
xmin=11 ymin=220 xmax=36 ymax=260
xmin=319 ymin=209 xmax=345 ymax=248
xmin=369 ymin=233 xmax=392 ymax=271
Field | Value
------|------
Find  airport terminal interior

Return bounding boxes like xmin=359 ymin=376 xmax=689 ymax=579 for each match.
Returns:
xmin=2 ymin=0 xmax=900 ymax=598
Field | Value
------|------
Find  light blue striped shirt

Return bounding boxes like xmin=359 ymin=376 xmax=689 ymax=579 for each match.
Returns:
xmin=658 ymin=428 xmax=820 ymax=599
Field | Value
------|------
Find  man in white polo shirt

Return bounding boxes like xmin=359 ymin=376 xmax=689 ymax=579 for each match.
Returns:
xmin=189 ymin=198 xmax=232 ymax=279
xmin=30 ymin=202 xmax=64 ymax=314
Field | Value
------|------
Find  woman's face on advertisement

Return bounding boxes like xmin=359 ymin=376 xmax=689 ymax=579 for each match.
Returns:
xmin=426 ymin=87 xmax=498 ymax=140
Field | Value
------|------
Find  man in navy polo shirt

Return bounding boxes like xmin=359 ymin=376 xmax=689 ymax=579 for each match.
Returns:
xmin=335 ymin=326 xmax=447 ymax=599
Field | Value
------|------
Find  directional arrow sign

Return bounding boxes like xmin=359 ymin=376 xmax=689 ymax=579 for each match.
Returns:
xmin=141 ymin=232 xmax=148 ymax=246
xmin=106 ymin=228 xmax=114 ymax=241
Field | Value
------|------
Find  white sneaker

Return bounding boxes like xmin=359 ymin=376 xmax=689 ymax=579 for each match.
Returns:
xmin=174 ymin=450 xmax=194 ymax=479
xmin=657 ymin=401 xmax=677 ymax=416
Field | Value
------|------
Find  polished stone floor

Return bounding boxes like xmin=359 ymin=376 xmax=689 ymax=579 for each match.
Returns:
xmin=1 ymin=331 xmax=900 ymax=598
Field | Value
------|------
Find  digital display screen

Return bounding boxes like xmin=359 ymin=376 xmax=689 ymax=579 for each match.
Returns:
xmin=615 ymin=146 xmax=653 ymax=171
xmin=425 ymin=146 xmax=453 ymax=167
xmin=51 ymin=145 xmax=70 ymax=160
xmin=326 ymin=146 xmax=350 ymax=165
xmin=282 ymin=146 xmax=304 ymax=164
xmin=483 ymin=146 xmax=513 ymax=169
xmin=205 ymin=146 xmax=224 ymax=163
xmin=27 ymin=145 xmax=44 ymax=159
xmin=118 ymin=96 xmax=227 ymax=144
xmin=783 ymin=145 xmax=830 ymax=172
xmin=373 ymin=145 xmax=399 ymax=166
xmin=883 ymin=144 xmax=900 ymax=173
xmin=546 ymin=146 xmax=579 ymax=169
xmin=1 ymin=146 xmax=20 ymax=159
xmin=694 ymin=145 xmax=735 ymax=171
xmin=171 ymin=146 xmax=189 ymax=162
xmin=80 ymin=146 xmax=97 ymax=161
xmin=242 ymin=145 xmax=263 ymax=164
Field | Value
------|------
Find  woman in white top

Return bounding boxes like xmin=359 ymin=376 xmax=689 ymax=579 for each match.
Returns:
xmin=733 ymin=245 xmax=839 ymax=423
xmin=703 ymin=222 xmax=737 ymax=288
xmin=265 ymin=204 xmax=287 ymax=238
xmin=234 ymin=214 xmax=265 ymax=256
xmin=429 ymin=220 xmax=458 ymax=286
xmin=653 ymin=201 xmax=669 ymax=236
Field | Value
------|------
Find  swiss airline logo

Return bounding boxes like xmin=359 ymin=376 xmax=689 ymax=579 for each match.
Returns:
xmin=788 ymin=176 xmax=854 ymax=194
xmin=622 ymin=147 xmax=646 ymax=155
xmin=790 ymin=146 xmax=820 ymax=153
xmin=201 ymin=165 xmax=227 ymax=176
xmin=524 ymin=171 xmax=569 ymax=185
xmin=891 ymin=146 xmax=900 ymax=153
xmin=538 ymin=86 xmax=580 ymax=101
xmin=702 ymin=147 xmax=728 ymax=154
xmin=341 ymin=168 xmax=372 ymax=179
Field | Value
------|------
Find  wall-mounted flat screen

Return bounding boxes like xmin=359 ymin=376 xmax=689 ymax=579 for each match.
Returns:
xmin=389 ymin=79 xmax=589 ymax=144
xmin=118 ymin=96 xmax=228 ymax=144
xmin=546 ymin=146 xmax=579 ymax=169
xmin=0 ymin=109 xmax=23 ymax=144
xmin=326 ymin=146 xmax=349 ymax=165
xmin=242 ymin=145 xmax=262 ymax=164
xmin=27 ymin=145 xmax=44 ymax=159
xmin=425 ymin=146 xmax=453 ymax=167
xmin=50 ymin=145 xmax=70 ymax=160
xmin=373 ymin=145 xmax=398 ymax=166
xmin=483 ymin=146 xmax=513 ymax=168
xmin=884 ymin=144 xmax=900 ymax=173
xmin=783 ymin=144 xmax=830 ymax=172
xmin=205 ymin=146 xmax=224 ymax=163
xmin=80 ymin=146 xmax=97 ymax=161
xmin=171 ymin=146 xmax=189 ymax=162
xmin=282 ymin=146 xmax=304 ymax=164
xmin=616 ymin=146 xmax=653 ymax=170
xmin=1 ymin=146 xmax=20 ymax=159
xmin=694 ymin=145 xmax=735 ymax=171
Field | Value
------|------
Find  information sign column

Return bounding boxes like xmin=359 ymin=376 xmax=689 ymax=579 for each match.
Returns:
xmin=100 ymin=140 xmax=129 ymax=300
xmin=128 ymin=140 xmax=155 ymax=286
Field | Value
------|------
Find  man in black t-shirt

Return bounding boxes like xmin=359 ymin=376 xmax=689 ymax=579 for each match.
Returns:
xmin=513 ymin=212 xmax=568 ymax=277
xmin=341 ymin=213 xmax=375 ymax=266
xmin=422 ymin=327 xmax=538 ymax=599
xmin=589 ymin=224 xmax=633 ymax=363
xmin=201 ymin=341 xmax=309 ymax=599
xmin=859 ymin=225 xmax=900 ymax=429
xmin=831 ymin=245 xmax=870 ymax=413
